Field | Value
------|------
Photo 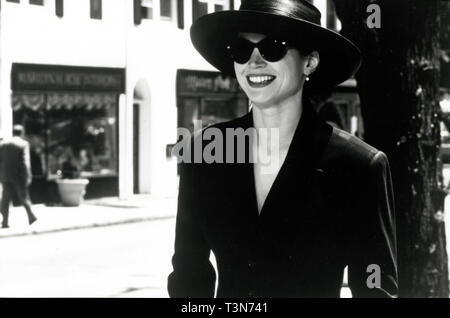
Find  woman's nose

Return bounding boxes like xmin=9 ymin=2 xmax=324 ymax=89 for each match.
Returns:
xmin=248 ymin=47 xmax=266 ymax=67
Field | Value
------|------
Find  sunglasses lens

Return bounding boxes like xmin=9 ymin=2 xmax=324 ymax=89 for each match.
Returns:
xmin=259 ymin=37 xmax=288 ymax=62
xmin=228 ymin=38 xmax=254 ymax=64
xmin=227 ymin=37 xmax=289 ymax=63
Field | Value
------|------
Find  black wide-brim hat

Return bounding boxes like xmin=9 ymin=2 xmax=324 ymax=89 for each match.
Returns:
xmin=190 ymin=0 xmax=362 ymax=91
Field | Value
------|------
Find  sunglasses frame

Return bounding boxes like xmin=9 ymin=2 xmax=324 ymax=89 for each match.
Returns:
xmin=226 ymin=36 xmax=290 ymax=64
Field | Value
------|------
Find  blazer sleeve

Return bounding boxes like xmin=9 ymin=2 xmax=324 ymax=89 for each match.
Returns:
xmin=167 ymin=161 xmax=216 ymax=298
xmin=348 ymin=151 xmax=398 ymax=298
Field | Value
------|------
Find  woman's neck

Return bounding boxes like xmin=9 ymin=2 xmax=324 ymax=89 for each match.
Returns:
xmin=251 ymin=92 xmax=303 ymax=150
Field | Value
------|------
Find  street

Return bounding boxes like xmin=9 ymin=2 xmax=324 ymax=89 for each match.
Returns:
xmin=0 ymin=214 xmax=354 ymax=298
xmin=0 ymin=219 xmax=176 ymax=298
xmin=0 ymin=198 xmax=448 ymax=297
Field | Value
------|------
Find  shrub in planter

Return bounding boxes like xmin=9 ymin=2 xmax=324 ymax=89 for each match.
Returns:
xmin=56 ymin=158 xmax=89 ymax=206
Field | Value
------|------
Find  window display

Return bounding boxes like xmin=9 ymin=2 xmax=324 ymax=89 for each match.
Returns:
xmin=176 ymin=69 xmax=248 ymax=133
xmin=12 ymin=92 xmax=118 ymax=180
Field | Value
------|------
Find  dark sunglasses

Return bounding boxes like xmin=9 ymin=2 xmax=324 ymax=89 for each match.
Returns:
xmin=226 ymin=36 xmax=290 ymax=64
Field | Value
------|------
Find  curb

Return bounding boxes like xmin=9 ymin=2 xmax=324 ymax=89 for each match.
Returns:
xmin=0 ymin=215 xmax=175 ymax=239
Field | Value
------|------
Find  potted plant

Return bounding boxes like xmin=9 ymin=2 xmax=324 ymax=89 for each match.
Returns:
xmin=55 ymin=156 xmax=89 ymax=207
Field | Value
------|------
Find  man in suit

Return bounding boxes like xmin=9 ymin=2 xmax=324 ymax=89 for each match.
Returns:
xmin=0 ymin=125 xmax=37 ymax=228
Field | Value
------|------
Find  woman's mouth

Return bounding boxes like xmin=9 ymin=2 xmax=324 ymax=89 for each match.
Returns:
xmin=246 ymin=75 xmax=276 ymax=88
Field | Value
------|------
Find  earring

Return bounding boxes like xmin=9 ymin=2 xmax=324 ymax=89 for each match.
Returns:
xmin=305 ymin=76 xmax=310 ymax=82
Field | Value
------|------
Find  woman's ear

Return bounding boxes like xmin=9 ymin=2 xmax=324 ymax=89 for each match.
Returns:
xmin=304 ymin=51 xmax=320 ymax=76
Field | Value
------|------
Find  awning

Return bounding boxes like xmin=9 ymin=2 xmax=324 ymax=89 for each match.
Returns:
xmin=12 ymin=93 xmax=117 ymax=111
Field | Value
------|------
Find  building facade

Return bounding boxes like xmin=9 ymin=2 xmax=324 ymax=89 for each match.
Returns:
xmin=0 ymin=0 xmax=359 ymax=202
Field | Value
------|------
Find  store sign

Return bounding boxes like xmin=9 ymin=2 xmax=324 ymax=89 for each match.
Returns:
xmin=11 ymin=63 xmax=125 ymax=93
xmin=177 ymin=69 xmax=244 ymax=95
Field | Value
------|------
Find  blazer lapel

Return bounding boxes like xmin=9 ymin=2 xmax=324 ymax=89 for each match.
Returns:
xmin=213 ymin=103 xmax=332 ymax=232
xmin=255 ymin=103 xmax=333 ymax=250
xmin=212 ymin=111 xmax=259 ymax=221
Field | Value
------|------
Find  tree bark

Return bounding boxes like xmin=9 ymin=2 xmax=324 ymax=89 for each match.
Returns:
xmin=333 ymin=0 xmax=449 ymax=297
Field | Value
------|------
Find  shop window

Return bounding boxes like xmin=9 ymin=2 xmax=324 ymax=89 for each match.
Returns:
xmin=55 ymin=0 xmax=63 ymax=17
xmin=29 ymin=0 xmax=43 ymax=5
xmin=177 ymin=0 xmax=184 ymax=29
xmin=176 ymin=70 xmax=248 ymax=132
xmin=192 ymin=0 xmax=208 ymax=22
xmin=90 ymin=0 xmax=102 ymax=20
xmin=6 ymin=0 xmax=20 ymax=3
xmin=141 ymin=0 xmax=154 ymax=20
xmin=175 ymin=70 xmax=248 ymax=175
xmin=12 ymin=92 xmax=118 ymax=179
xmin=134 ymin=0 xmax=153 ymax=25
xmin=192 ymin=0 xmax=231 ymax=21
xmin=160 ymin=0 xmax=172 ymax=20
xmin=326 ymin=0 xmax=341 ymax=31
xmin=134 ymin=0 xmax=142 ymax=24
xmin=11 ymin=93 xmax=47 ymax=178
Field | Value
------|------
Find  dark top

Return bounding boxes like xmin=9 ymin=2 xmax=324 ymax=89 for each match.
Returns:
xmin=0 ymin=136 xmax=32 ymax=186
xmin=168 ymin=104 xmax=398 ymax=298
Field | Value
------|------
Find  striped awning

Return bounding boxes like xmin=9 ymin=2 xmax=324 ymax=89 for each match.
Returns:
xmin=12 ymin=93 xmax=117 ymax=111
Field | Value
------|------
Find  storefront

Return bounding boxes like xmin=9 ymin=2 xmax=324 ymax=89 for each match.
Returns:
xmin=176 ymin=69 xmax=248 ymax=132
xmin=10 ymin=63 xmax=125 ymax=203
xmin=172 ymin=69 xmax=248 ymax=172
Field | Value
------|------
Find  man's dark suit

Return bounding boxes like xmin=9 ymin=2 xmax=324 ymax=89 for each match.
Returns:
xmin=168 ymin=104 xmax=398 ymax=298
xmin=0 ymin=136 xmax=35 ymax=227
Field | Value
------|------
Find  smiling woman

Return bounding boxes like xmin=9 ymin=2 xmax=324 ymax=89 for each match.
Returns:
xmin=232 ymin=32 xmax=317 ymax=109
xmin=168 ymin=0 xmax=398 ymax=298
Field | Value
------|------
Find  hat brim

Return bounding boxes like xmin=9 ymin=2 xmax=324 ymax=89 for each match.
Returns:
xmin=190 ymin=10 xmax=361 ymax=91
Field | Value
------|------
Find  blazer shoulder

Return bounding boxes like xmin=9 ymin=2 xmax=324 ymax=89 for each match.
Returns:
xmin=321 ymin=126 xmax=384 ymax=170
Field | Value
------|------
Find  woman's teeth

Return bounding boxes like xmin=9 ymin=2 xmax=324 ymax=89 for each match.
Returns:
xmin=247 ymin=75 xmax=275 ymax=84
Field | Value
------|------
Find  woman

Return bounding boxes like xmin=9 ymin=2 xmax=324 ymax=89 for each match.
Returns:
xmin=168 ymin=0 xmax=397 ymax=298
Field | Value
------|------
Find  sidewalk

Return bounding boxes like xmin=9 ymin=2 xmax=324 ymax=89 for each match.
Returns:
xmin=0 ymin=195 xmax=177 ymax=239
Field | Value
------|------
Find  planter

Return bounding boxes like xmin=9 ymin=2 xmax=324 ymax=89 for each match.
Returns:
xmin=56 ymin=178 xmax=90 ymax=206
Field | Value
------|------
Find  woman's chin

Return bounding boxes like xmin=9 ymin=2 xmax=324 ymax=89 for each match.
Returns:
xmin=248 ymin=95 xmax=276 ymax=108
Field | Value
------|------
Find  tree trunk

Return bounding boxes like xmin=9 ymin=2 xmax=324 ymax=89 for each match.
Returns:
xmin=333 ymin=0 xmax=449 ymax=297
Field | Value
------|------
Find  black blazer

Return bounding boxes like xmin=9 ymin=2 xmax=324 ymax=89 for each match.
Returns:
xmin=168 ymin=104 xmax=398 ymax=298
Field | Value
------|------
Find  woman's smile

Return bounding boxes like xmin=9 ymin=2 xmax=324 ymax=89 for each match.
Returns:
xmin=246 ymin=74 xmax=277 ymax=87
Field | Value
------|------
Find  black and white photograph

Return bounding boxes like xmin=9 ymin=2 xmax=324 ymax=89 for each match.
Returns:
xmin=0 ymin=0 xmax=449 ymax=303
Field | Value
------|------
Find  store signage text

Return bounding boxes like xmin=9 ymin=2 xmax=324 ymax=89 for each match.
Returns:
xmin=12 ymin=63 xmax=125 ymax=93
xmin=177 ymin=69 xmax=243 ymax=95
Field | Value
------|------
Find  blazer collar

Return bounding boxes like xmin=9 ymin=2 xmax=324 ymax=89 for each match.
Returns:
xmin=237 ymin=100 xmax=330 ymax=165
xmin=232 ymin=100 xmax=333 ymax=220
